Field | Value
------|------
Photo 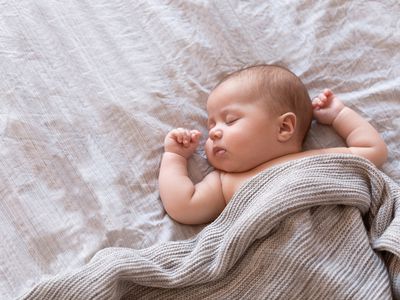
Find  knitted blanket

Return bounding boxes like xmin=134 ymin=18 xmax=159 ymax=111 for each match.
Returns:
xmin=21 ymin=154 xmax=400 ymax=299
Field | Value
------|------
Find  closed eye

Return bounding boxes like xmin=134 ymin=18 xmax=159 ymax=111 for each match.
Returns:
xmin=226 ymin=117 xmax=239 ymax=125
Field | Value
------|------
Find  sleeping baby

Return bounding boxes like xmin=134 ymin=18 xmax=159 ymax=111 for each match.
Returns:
xmin=158 ymin=64 xmax=388 ymax=224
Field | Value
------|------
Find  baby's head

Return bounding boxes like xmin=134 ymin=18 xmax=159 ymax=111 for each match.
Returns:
xmin=205 ymin=64 xmax=313 ymax=172
xmin=217 ymin=64 xmax=313 ymax=144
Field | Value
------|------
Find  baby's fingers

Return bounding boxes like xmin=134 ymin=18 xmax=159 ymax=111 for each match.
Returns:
xmin=312 ymin=96 xmax=325 ymax=109
xmin=312 ymin=97 xmax=321 ymax=109
xmin=190 ymin=130 xmax=202 ymax=142
xmin=312 ymin=89 xmax=333 ymax=110
xmin=173 ymin=128 xmax=188 ymax=146
xmin=323 ymin=88 xmax=333 ymax=98
xmin=173 ymin=128 xmax=201 ymax=148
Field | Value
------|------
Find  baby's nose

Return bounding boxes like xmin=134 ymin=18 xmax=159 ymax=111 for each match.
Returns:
xmin=209 ymin=128 xmax=222 ymax=140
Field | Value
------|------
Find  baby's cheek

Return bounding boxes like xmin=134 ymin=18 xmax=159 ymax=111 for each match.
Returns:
xmin=204 ymin=140 xmax=212 ymax=158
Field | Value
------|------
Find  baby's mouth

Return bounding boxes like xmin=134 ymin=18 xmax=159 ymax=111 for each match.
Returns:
xmin=213 ymin=146 xmax=226 ymax=156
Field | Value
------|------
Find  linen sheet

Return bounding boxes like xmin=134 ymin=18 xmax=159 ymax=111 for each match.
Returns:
xmin=0 ymin=0 xmax=399 ymax=299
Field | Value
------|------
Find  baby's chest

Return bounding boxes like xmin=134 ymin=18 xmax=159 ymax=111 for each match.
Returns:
xmin=220 ymin=153 xmax=313 ymax=202
xmin=220 ymin=172 xmax=257 ymax=203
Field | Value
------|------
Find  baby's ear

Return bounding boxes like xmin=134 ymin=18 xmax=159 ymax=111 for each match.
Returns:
xmin=277 ymin=112 xmax=296 ymax=142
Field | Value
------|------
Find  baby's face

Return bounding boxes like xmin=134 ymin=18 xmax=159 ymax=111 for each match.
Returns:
xmin=205 ymin=77 xmax=282 ymax=172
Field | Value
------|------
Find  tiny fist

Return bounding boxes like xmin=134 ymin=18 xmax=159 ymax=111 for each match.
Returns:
xmin=312 ymin=98 xmax=321 ymax=109
xmin=190 ymin=130 xmax=202 ymax=139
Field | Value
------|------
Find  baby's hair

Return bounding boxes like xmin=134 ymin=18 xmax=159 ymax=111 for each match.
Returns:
xmin=217 ymin=64 xmax=313 ymax=144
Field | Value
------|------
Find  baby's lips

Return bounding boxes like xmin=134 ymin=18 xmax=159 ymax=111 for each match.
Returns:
xmin=213 ymin=146 xmax=226 ymax=156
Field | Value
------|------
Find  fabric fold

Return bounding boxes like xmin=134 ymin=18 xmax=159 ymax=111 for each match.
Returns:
xmin=21 ymin=154 xmax=400 ymax=299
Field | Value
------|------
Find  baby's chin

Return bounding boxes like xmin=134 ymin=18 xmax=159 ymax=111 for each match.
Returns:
xmin=205 ymin=148 xmax=254 ymax=173
xmin=206 ymin=155 xmax=227 ymax=172
xmin=206 ymin=157 xmax=251 ymax=173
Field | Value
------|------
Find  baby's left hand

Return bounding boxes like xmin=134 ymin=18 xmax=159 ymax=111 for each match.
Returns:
xmin=312 ymin=89 xmax=345 ymax=125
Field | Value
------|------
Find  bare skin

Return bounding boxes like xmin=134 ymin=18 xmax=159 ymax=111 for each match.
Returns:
xmin=159 ymin=87 xmax=388 ymax=225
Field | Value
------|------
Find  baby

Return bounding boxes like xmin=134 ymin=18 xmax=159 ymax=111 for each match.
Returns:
xmin=159 ymin=64 xmax=388 ymax=225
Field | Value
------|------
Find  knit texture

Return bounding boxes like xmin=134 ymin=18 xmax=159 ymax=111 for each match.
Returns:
xmin=21 ymin=154 xmax=400 ymax=299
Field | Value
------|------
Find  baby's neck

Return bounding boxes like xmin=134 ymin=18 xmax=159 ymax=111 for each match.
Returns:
xmin=258 ymin=143 xmax=302 ymax=169
xmin=218 ymin=146 xmax=308 ymax=204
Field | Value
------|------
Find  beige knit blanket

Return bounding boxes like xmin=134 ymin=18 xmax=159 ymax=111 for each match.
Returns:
xmin=21 ymin=154 xmax=400 ymax=299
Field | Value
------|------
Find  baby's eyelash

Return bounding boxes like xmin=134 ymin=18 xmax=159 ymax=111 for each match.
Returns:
xmin=226 ymin=118 xmax=239 ymax=125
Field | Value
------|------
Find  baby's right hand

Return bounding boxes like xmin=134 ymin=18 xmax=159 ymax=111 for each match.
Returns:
xmin=164 ymin=128 xmax=202 ymax=159
xmin=312 ymin=89 xmax=346 ymax=125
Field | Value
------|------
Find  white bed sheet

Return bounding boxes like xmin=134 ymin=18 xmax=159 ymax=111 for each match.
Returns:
xmin=0 ymin=1 xmax=399 ymax=298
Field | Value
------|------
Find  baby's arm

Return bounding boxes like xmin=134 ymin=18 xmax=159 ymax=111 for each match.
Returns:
xmin=159 ymin=128 xmax=226 ymax=225
xmin=312 ymin=89 xmax=388 ymax=167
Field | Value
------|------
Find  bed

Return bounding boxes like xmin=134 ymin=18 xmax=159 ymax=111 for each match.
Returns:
xmin=1 ymin=1 xmax=399 ymax=299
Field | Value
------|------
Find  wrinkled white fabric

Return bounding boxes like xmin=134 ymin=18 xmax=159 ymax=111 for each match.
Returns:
xmin=0 ymin=1 xmax=399 ymax=298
